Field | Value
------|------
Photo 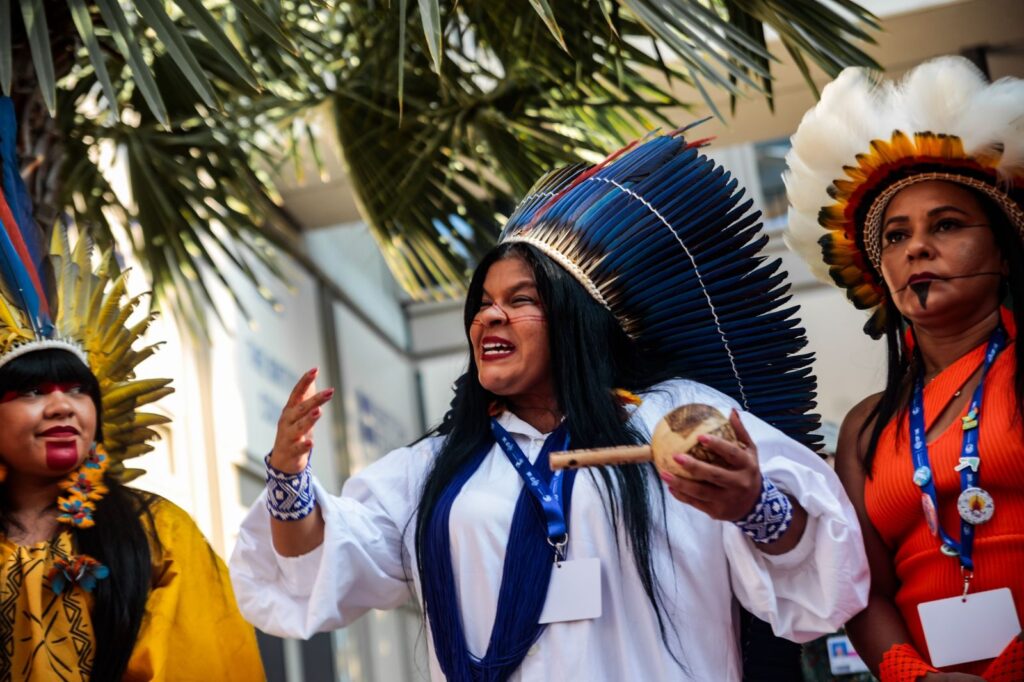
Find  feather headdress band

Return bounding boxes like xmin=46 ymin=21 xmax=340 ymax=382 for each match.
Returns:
xmin=500 ymin=129 xmax=821 ymax=449
xmin=0 ymin=95 xmax=171 ymax=480
xmin=784 ymin=57 xmax=1024 ymax=337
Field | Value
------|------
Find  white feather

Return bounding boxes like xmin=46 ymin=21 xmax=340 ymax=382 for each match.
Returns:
xmin=785 ymin=56 xmax=1024 ymax=285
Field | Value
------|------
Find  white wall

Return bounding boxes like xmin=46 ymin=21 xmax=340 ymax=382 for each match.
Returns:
xmin=306 ymin=222 xmax=409 ymax=349
xmin=128 ymin=250 xmax=337 ymax=559
xmin=332 ymin=293 xmax=427 ymax=682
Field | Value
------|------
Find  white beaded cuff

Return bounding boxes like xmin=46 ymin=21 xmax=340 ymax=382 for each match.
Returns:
xmin=265 ymin=455 xmax=316 ymax=521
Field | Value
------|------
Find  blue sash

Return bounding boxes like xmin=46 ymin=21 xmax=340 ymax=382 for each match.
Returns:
xmin=420 ymin=421 xmax=575 ymax=681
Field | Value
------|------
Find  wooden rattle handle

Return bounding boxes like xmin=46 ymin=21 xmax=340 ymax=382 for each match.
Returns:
xmin=550 ymin=445 xmax=653 ymax=470
xmin=548 ymin=403 xmax=736 ymax=477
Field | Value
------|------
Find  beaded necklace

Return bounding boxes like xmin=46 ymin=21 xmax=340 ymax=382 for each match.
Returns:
xmin=48 ymin=448 xmax=112 ymax=594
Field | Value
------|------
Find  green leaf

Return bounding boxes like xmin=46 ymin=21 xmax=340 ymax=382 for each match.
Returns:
xmin=304 ymin=121 xmax=326 ymax=182
xmin=596 ymin=0 xmax=617 ymax=35
xmin=20 ymin=0 xmax=57 ymax=114
xmin=527 ymin=0 xmax=568 ymax=53
xmin=68 ymin=0 xmax=120 ymax=120
xmin=397 ymin=0 xmax=408 ymax=116
xmin=417 ymin=0 xmax=443 ymax=73
xmin=780 ymin=37 xmax=819 ymax=99
xmin=94 ymin=0 xmax=170 ymax=125
xmin=133 ymin=0 xmax=219 ymax=109
xmin=231 ymin=0 xmax=299 ymax=55
xmin=173 ymin=0 xmax=262 ymax=90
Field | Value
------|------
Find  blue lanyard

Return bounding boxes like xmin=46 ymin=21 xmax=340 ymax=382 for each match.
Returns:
xmin=490 ymin=419 xmax=571 ymax=559
xmin=909 ymin=327 xmax=1006 ymax=574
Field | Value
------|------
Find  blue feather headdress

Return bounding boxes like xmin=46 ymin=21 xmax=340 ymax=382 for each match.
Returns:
xmin=501 ymin=129 xmax=821 ymax=449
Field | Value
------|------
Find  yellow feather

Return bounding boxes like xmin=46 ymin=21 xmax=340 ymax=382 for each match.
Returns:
xmin=101 ymin=378 xmax=173 ymax=410
xmin=5 ymin=230 xmax=173 ymax=479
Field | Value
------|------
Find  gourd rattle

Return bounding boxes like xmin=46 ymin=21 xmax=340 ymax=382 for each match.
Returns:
xmin=549 ymin=403 xmax=739 ymax=478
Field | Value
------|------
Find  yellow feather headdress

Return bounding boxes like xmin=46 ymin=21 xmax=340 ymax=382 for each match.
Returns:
xmin=0 ymin=230 xmax=172 ymax=482
xmin=784 ymin=57 xmax=1024 ymax=337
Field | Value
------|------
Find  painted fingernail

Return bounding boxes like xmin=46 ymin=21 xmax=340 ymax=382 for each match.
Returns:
xmin=312 ymin=407 xmax=322 ymax=418
xmin=659 ymin=471 xmax=675 ymax=484
xmin=697 ymin=435 xmax=710 ymax=445
xmin=325 ymin=388 xmax=335 ymax=397
xmin=673 ymin=454 xmax=690 ymax=466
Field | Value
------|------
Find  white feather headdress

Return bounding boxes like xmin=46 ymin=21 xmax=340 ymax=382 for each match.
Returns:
xmin=784 ymin=56 xmax=1024 ymax=337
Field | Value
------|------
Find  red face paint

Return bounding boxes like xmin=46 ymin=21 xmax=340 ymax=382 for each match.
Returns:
xmin=470 ymin=316 xmax=547 ymax=326
xmin=0 ymin=382 xmax=84 ymax=403
xmin=45 ymin=441 xmax=81 ymax=470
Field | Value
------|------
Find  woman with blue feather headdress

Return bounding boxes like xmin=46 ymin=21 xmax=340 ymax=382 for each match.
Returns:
xmin=231 ymin=128 xmax=869 ymax=680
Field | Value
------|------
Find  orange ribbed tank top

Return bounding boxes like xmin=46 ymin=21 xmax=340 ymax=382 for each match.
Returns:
xmin=865 ymin=317 xmax=1024 ymax=674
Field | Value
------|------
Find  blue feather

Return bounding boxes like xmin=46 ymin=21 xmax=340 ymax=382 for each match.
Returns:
xmin=502 ymin=130 xmax=824 ymax=449
xmin=0 ymin=98 xmax=43 ymax=265
xmin=0 ymin=217 xmax=49 ymax=333
xmin=0 ymin=96 xmax=51 ymax=335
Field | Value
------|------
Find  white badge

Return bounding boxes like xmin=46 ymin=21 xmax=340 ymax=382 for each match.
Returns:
xmin=918 ymin=588 xmax=1020 ymax=667
xmin=538 ymin=558 xmax=602 ymax=624
xmin=826 ymin=634 xmax=869 ymax=675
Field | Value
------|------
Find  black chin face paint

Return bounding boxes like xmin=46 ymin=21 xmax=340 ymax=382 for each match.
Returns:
xmin=910 ymin=281 xmax=931 ymax=309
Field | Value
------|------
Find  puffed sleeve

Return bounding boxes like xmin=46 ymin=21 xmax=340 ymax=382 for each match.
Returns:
xmin=641 ymin=380 xmax=870 ymax=643
xmin=229 ymin=444 xmax=428 ymax=640
xmin=124 ymin=498 xmax=265 ymax=682
xmin=722 ymin=411 xmax=870 ymax=642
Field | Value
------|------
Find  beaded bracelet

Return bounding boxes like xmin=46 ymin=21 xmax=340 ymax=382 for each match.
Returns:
xmin=733 ymin=476 xmax=793 ymax=544
xmin=265 ymin=455 xmax=317 ymax=521
xmin=879 ymin=642 xmax=938 ymax=682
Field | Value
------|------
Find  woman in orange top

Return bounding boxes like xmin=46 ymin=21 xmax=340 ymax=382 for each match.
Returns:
xmin=785 ymin=57 xmax=1024 ymax=680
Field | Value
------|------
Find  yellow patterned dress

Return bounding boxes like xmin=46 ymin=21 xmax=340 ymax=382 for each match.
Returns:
xmin=0 ymin=497 xmax=265 ymax=681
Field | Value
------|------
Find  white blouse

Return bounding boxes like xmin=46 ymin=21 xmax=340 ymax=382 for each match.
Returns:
xmin=229 ymin=379 xmax=869 ymax=681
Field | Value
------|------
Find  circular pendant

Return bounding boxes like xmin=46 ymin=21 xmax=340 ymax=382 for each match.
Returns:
xmin=920 ymin=494 xmax=939 ymax=537
xmin=913 ymin=466 xmax=932 ymax=487
xmin=957 ymin=486 xmax=995 ymax=525
xmin=940 ymin=543 xmax=960 ymax=557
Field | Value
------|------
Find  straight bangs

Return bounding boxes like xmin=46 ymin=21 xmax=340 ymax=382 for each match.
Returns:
xmin=0 ymin=349 xmax=103 ymax=442
xmin=0 ymin=349 xmax=97 ymax=393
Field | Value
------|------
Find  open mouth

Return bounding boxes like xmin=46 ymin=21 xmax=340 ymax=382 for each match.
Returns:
xmin=481 ymin=337 xmax=516 ymax=360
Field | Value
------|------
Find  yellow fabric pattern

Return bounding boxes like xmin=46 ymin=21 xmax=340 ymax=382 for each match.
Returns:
xmin=0 ymin=497 xmax=265 ymax=681
xmin=0 ymin=532 xmax=93 ymax=681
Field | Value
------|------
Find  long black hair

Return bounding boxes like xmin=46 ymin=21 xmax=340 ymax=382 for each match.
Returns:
xmin=414 ymin=242 xmax=688 ymax=662
xmin=0 ymin=349 xmax=158 ymax=681
xmin=859 ymin=189 xmax=1024 ymax=473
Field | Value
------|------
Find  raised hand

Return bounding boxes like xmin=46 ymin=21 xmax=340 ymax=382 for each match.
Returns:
xmin=269 ymin=368 xmax=335 ymax=475
xmin=659 ymin=409 xmax=762 ymax=521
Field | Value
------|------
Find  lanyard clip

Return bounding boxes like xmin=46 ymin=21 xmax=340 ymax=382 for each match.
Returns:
xmin=548 ymin=533 xmax=569 ymax=563
xmin=961 ymin=566 xmax=974 ymax=602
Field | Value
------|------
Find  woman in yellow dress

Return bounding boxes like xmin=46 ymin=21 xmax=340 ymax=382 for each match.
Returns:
xmin=0 ymin=95 xmax=264 ymax=681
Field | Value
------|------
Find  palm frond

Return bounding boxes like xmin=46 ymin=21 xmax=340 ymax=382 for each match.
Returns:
xmin=335 ymin=0 xmax=879 ymax=299
xmin=4 ymin=0 xmax=290 ymax=124
xmin=4 ymin=0 xmax=881 ymax=333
